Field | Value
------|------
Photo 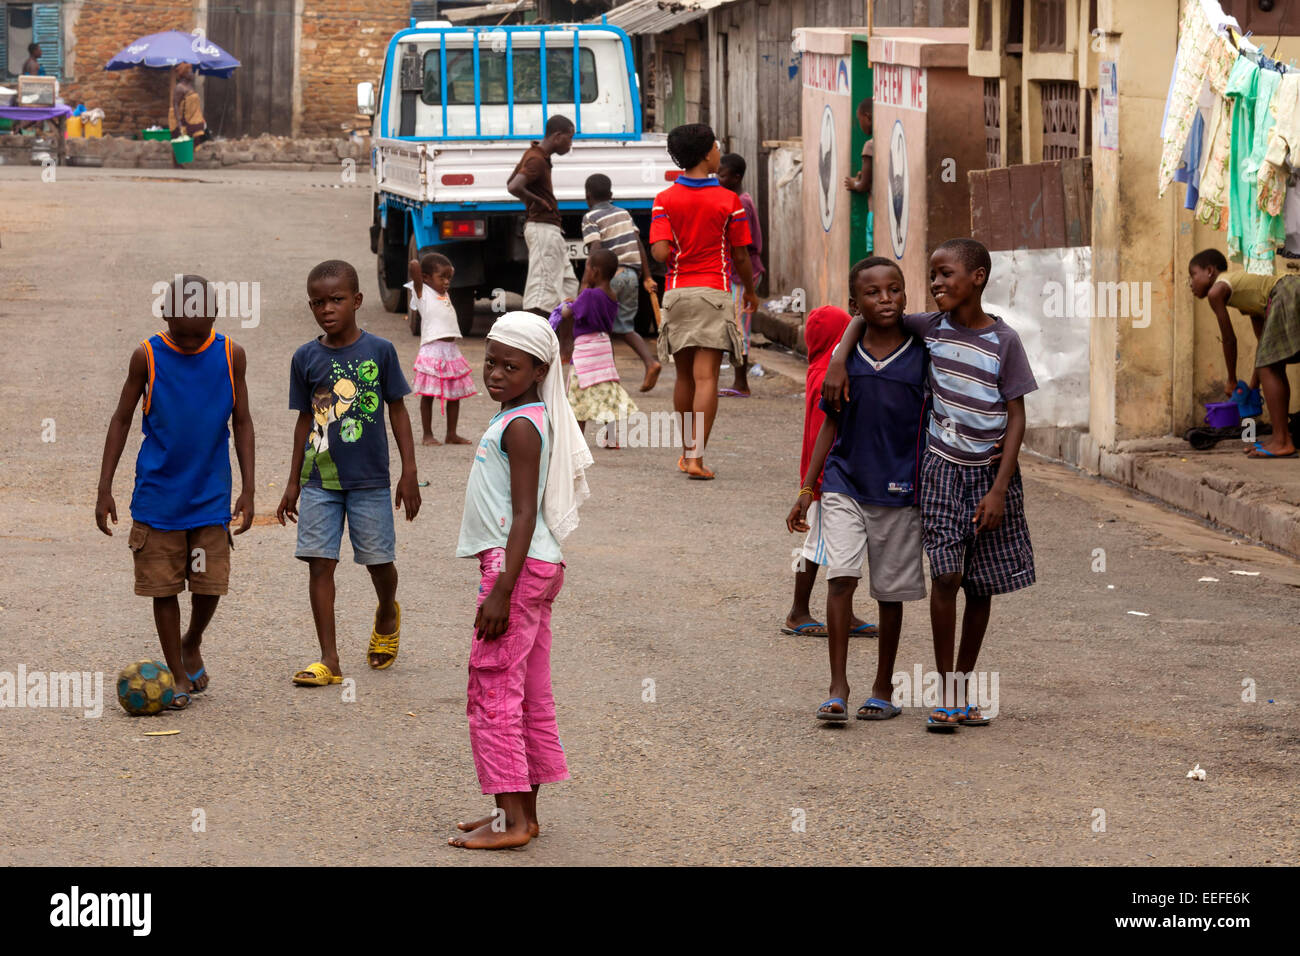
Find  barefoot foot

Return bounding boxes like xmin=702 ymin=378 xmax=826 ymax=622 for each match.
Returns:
xmin=640 ymin=361 xmax=662 ymax=392
xmin=445 ymin=433 xmax=473 ymax=445
xmin=422 ymin=435 xmax=441 ymax=446
xmin=448 ymin=819 xmax=532 ymax=850
xmin=456 ymin=814 xmax=540 ymax=838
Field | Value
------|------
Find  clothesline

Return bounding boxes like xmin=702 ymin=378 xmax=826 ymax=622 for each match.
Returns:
xmin=1158 ymin=0 xmax=1300 ymax=274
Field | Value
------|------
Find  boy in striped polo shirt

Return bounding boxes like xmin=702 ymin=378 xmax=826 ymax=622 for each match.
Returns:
xmin=580 ymin=173 xmax=661 ymax=391
xmin=825 ymin=238 xmax=1037 ymax=732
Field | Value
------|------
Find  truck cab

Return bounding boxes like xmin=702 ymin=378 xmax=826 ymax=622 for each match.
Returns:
xmin=361 ymin=21 xmax=675 ymax=334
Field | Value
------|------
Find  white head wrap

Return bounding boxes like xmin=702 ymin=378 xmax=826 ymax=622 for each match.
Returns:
xmin=486 ymin=311 xmax=593 ymax=541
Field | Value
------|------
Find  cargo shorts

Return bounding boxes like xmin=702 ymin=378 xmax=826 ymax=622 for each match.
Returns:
xmin=128 ymin=521 xmax=232 ymax=597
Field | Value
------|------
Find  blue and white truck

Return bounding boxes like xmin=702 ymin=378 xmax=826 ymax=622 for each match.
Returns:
xmin=359 ymin=20 xmax=676 ymax=334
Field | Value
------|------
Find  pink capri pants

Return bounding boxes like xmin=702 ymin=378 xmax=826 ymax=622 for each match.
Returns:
xmin=468 ymin=548 xmax=570 ymax=795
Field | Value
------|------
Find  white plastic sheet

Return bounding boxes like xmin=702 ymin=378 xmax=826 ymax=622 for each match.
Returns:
xmin=985 ymin=247 xmax=1092 ymax=429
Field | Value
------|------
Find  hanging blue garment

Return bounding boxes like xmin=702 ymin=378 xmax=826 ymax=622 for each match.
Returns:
xmin=1173 ymin=110 xmax=1206 ymax=210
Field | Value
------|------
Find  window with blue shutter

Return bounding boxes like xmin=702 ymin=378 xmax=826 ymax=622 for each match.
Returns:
xmin=0 ymin=3 xmax=62 ymax=80
xmin=32 ymin=2 xmax=60 ymax=79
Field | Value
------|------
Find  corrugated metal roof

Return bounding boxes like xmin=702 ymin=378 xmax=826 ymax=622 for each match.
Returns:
xmin=593 ymin=0 xmax=739 ymax=35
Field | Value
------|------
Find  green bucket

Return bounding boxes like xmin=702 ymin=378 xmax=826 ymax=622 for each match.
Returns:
xmin=142 ymin=127 xmax=170 ymax=141
xmin=171 ymin=136 xmax=194 ymax=164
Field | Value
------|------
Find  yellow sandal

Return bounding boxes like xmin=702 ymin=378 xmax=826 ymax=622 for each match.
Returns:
xmin=292 ymin=661 xmax=342 ymax=686
xmin=368 ymin=602 xmax=400 ymax=670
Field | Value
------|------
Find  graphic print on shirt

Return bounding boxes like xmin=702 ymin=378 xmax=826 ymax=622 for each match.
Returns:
xmin=300 ymin=357 xmax=382 ymax=489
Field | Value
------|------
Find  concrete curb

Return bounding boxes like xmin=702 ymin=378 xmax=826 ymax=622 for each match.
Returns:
xmin=1026 ymin=426 xmax=1300 ymax=559
xmin=752 ymin=308 xmax=805 ymax=356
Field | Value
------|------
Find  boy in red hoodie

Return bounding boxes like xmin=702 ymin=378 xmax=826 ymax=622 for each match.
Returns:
xmin=782 ymin=305 xmax=876 ymax=638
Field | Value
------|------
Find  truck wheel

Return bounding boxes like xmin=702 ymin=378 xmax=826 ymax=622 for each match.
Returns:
xmin=451 ymin=288 xmax=477 ymax=337
xmin=376 ymin=245 xmax=407 ymax=313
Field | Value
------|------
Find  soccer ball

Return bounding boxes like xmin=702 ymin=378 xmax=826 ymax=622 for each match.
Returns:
xmin=116 ymin=660 xmax=175 ymax=716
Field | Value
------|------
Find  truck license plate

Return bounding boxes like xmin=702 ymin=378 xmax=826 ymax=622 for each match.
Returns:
xmin=565 ymin=239 xmax=585 ymax=261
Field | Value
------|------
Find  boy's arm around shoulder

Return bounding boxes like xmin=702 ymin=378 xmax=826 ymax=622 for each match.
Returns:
xmin=96 ymin=345 xmax=149 ymax=535
xmin=821 ymin=315 xmax=867 ymax=411
xmin=229 ymin=342 xmax=255 ymax=534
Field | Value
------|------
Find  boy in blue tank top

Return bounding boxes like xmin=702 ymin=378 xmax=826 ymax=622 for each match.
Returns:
xmin=276 ymin=260 xmax=421 ymax=686
xmin=96 ymin=275 xmax=256 ymax=710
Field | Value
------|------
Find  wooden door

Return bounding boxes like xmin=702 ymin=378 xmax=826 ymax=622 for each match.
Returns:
xmin=663 ymin=52 xmax=685 ymax=132
xmin=204 ymin=0 xmax=295 ymax=138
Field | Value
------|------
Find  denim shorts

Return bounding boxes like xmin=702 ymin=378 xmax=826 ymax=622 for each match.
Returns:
xmin=295 ymin=484 xmax=396 ymax=565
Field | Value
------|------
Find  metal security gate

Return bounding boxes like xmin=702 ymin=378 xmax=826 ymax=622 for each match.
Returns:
xmin=1041 ymin=80 xmax=1079 ymax=161
xmin=984 ymin=78 xmax=1000 ymax=168
xmin=205 ymin=0 xmax=296 ymax=138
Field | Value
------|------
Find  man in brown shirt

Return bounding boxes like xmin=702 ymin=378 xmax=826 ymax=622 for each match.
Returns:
xmin=507 ymin=115 xmax=578 ymax=315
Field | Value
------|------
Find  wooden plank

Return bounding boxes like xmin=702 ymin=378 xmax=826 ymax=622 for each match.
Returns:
xmin=985 ymin=166 xmax=1014 ymax=251
xmin=1079 ymin=156 xmax=1093 ymax=245
xmin=1039 ymin=159 xmax=1066 ymax=247
xmin=968 ymin=168 xmax=991 ymax=246
xmin=1061 ymin=156 xmax=1087 ymax=247
xmin=1008 ymin=162 xmax=1042 ymax=249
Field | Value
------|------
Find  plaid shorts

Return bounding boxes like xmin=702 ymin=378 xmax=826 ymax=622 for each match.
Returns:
xmin=920 ymin=452 xmax=1035 ymax=596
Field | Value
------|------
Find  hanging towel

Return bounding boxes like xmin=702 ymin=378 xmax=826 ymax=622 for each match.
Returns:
xmin=1258 ymin=73 xmax=1300 ymax=216
xmin=1159 ymin=0 xmax=1238 ymax=196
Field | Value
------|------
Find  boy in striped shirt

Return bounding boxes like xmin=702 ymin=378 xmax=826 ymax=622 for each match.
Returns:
xmin=824 ymin=238 xmax=1037 ymax=732
xmin=580 ymin=173 xmax=662 ymax=391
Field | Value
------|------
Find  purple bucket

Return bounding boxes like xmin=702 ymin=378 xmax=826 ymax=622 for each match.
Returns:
xmin=1204 ymin=401 xmax=1240 ymax=429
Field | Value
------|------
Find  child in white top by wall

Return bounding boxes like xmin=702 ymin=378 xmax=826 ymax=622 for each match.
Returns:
xmin=406 ymin=252 xmax=476 ymax=445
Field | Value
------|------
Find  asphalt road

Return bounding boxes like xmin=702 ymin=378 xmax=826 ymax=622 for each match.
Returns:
xmin=0 ymin=168 xmax=1296 ymax=866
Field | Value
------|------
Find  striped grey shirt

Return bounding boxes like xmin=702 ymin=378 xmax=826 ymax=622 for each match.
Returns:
xmin=581 ymin=201 xmax=642 ymax=269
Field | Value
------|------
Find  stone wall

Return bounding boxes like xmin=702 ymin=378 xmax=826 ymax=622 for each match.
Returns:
xmin=298 ymin=0 xmax=409 ymax=138
xmin=53 ymin=133 xmax=368 ymax=170
xmin=60 ymin=0 xmax=203 ymax=138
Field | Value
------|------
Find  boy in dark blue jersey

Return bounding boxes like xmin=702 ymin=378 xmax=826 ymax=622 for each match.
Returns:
xmin=787 ymin=258 xmax=927 ymax=723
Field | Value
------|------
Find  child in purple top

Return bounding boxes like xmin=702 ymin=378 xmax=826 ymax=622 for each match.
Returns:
xmin=718 ymin=153 xmax=763 ymax=396
xmin=552 ymin=248 xmax=637 ymax=446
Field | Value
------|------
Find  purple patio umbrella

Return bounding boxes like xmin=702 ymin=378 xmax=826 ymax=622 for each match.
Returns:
xmin=105 ymin=30 xmax=240 ymax=78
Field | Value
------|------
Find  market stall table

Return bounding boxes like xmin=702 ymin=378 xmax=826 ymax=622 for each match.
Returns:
xmin=0 ymin=103 xmax=73 ymax=164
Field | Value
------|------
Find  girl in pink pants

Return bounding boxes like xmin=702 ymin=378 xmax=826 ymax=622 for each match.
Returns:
xmin=450 ymin=312 xmax=593 ymax=850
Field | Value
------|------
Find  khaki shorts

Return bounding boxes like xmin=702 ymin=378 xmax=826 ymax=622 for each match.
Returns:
xmin=657 ymin=286 xmax=744 ymax=363
xmin=129 ymin=521 xmax=232 ymax=597
xmin=522 ymin=221 xmax=579 ymax=312
xmin=819 ymin=494 xmax=926 ymax=602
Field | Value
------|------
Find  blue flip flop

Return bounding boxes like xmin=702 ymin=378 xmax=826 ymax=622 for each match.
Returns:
xmin=850 ymin=622 xmax=878 ymax=635
xmin=926 ymin=707 xmax=961 ymax=732
xmin=1247 ymin=442 xmax=1297 ymax=458
xmin=816 ymin=697 xmax=849 ymax=722
xmin=856 ymin=697 xmax=901 ymax=720
xmin=186 ymin=666 xmax=208 ymax=693
xmin=957 ymin=705 xmax=990 ymax=726
xmin=781 ymin=621 xmax=828 ymax=636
